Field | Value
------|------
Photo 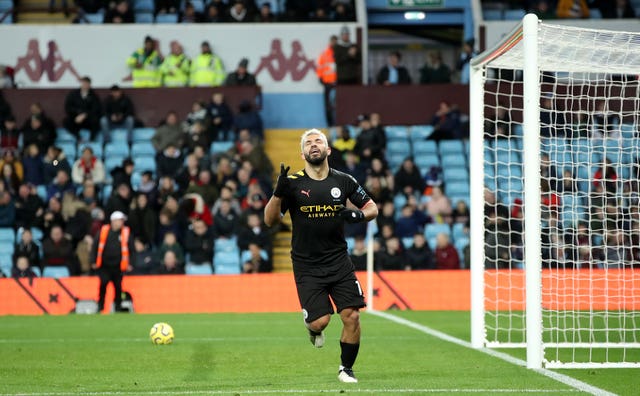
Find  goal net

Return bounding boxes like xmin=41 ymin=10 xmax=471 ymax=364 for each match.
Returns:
xmin=469 ymin=14 xmax=640 ymax=368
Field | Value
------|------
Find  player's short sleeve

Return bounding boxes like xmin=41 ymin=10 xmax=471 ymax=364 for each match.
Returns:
xmin=346 ymin=174 xmax=372 ymax=209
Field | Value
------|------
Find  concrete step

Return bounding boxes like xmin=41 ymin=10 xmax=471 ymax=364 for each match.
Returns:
xmin=17 ymin=11 xmax=73 ymax=23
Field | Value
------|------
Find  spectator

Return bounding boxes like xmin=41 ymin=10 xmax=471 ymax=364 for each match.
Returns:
xmin=185 ymin=169 xmax=219 ymax=207
xmin=79 ymin=180 xmax=99 ymax=209
xmin=451 ymin=200 xmax=470 ymax=224
xmin=23 ymin=103 xmax=56 ymax=134
xmin=350 ymin=236 xmax=367 ymax=271
xmin=531 ymin=0 xmax=557 ymax=19
xmin=152 ymin=111 xmax=183 ymax=151
xmin=42 ymin=225 xmax=74 ymax=272
xmin=285 ymin=0 xmax=313 ymax=21
xmin=61 ymin=191 xmax=92 ymax=245
xmin=234 ymin=100 xmax=264 ymax=142
xmin=180 ymin=192 xmax=213 ymax=226
xmin=0 ymin=91 xmax=11 ymax=123
xmin=155 ymin=0 xmax=179 ymax=15
xmin=157 ymin=230 xmax=185 ymax=266
xmin=46 ymin=169 xmax=75 ymax=202
xmin=334 ymin=26 xmax=361 ymax=85
xmin=105 ymin=182 xmax=132 ymax=219
xmin=184 ymin=219 xmax=214 ymax=265
xmin=43 ymin=146 xmax=72 ymax=185
xmin=434 ymin=233 xmax=459 ymax=270
xmin=354 ymin=115 xmax=385 ymax=165
xmin=376 ymin=51 xmax=412 ymax=85
xmin=180 ymin=1 xmax=202 ymax=22
xmin=0 ymin=116 xmax=20 ymax=151
xmin=63 ymin=76 xmax=102 ymax=140
xmin=340 ymin=151 xmax=367 ymax=186
xmin=131 ymin=238 xmax=157 ymax=275
xmin=203 ymin=3 xmax=224 ymax=22
xmin=0 ymin=190 xmax=15 ymax=227
xmin=212 ymin=198 xmax=239 ymax=238
xmin=376 ymin=236 xmax=406 ymax=270
xmin=126 ymin=36 xmax=162 ymax=88
xmin=368 ymin=157 xmax=394 ymax=190
xmin=600 ymin=0 xmax=636 ymax=18
xmin=330 ymin=126 xmax=356 ymax=168
xmin=12 ymin=256 xmax=37 ymax=279
xmin=190 ymin=41 xmax=225 ymax=87
xmin=184 ymin=121 xmax=211 ymax=153
xmin=395 ymin=204 xmax=428 ymax=239
xmin=405 ymin=233 xmax=434 ymax=270
xmin=175 ymin=153 xmax=201 ymax=192
xmin=160 ymin=41 xmax=191 ymax=87
xmin=457 ymin=38 xmax=476 ymax=84
xmin=15 ymin=184 xmax=45 ymax=230
xmin=419 ymin=51 xmax=451 ymax=84
xmin=158 ymin=250 xmax=184 ymax=274
xmin=184 ymin=100 xmax=209 ymax=129
xmin=110 ymin=157 xmax=135 ymax=190
xmin=333 ymin=1 xmax=353 ymax=21
xmin=365 ymin=175 xmax=393 ymax=204
xmin=241 ymin=243 xmax=270 ymax=273
xmin=1 ymin=161 xmax=21 ymax=195
xmin=209 ymin=92 xmax=234 ymax=141
xmin=128 ymin=193 xmax=157 ymax=246
xmin=71 ymin=147 xmax=106 ymax=186
xmin=591 ymin=101 xmax=620 ymax=139
xmin=155 ymin=144 xmax=184 ymax=180
xmin=426 ymin=186 xmax=452 ymax=224
xmin=36 ymin=195 xmax=65 ymax=238
xmin=0 ymin=149 xmax=23 ymax=182
xmin=137 ymin=171 xmax=157 ymax=197
xmin=394 ymin=157 xmax=426 ymax=196
xmin=255 ymin=2 xmax=276 ymax=22
xmin=227 ymin=0 xmax=251 ymax=22
xmin=556 ymin=0 xmax=589 ymax=18
xmin=104 ymin=0 xmax=134 ymax=22
xmin=429 ymin=101 xmax=462 ymax=140
xmin=316 ymin=35 xmax=338 ymax=126
xmin=100 ymin=85 xmax=135 ymax=142
xmin=224 ymin=58 xmax=257 ymax=86
xmin=22 ymin=114 xmax=56 ymax=155
xmin=22 ymin=144 xmax=44 ymax=186
xmin=593 ymin=158 xmax=618 ymax=195
xmin=376 ymin=201 xmax=396 ymax=234
xmin=237 ymin=212 xmax=271 ymax=252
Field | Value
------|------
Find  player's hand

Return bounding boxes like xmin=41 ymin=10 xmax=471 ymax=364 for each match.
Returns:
xmin=273 ymin=163 xmax=290 ymax=198
xmin=337 ymin=207 xmax=365 ymax=223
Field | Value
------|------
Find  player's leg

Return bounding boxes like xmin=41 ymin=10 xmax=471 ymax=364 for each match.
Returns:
xmin=331 ymin=269 xmax=366 ymax=383
xmin=294 ymin=271 xmax=333 ymax=348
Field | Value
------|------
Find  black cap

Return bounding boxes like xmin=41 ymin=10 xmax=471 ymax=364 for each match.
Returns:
xmin=144 ymin=35 xmax=153 ymax=43
xmin=110 ymin=84 xmax=121 ymax=91
xmin=238 ymin=58 xmax=249 ymax=68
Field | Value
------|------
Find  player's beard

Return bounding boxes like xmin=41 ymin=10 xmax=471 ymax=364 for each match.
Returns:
xmin=304 ymin=149 xmax=327 ymax=166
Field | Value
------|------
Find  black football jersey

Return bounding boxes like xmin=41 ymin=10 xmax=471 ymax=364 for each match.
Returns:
xmin=281 ymin=168 xmax=372 ymax=267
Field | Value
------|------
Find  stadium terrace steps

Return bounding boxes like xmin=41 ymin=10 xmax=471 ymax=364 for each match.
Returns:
xmin=265 ymin=129 xmax=313 ymax=273
xmin=15 ymin=0 xmax=75 ymax=23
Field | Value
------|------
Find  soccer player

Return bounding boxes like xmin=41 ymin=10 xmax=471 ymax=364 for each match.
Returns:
xmin=264 ymin=128 xmax=378 ymax=383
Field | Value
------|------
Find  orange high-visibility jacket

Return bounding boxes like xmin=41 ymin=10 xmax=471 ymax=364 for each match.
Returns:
xmin=95 ymin=225 xmax=131 ymax=272
xmin=316 ymin=45 xmax=337 ymax=84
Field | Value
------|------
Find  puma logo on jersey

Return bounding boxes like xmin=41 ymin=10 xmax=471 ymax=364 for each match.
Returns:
xmin=301 ymin=189 xmax=310 ymax=197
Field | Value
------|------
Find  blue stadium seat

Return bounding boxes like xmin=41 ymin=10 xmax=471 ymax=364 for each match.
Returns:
xmin=0 ymin=227 xmax=15 ymax=243
xmin=56 ymin=127 xmax=76 ymax=143
xmin=0 ymin=0 xmax=13 ymax=12
xmin=214 ymin=251 xmax=241 ymax=275
xmin=189 ymin=0 xmax=204 ymax=13
xmin=449 ymin=195 xmax=470 ymax=209
xmin=82 ymin=142 xmax=103 ymax=157
xmin=412 ymin=140 xmax=438 ymax=155
xmin=104 ymin=156 xmax=123 ymax=173
xmin=345 ymin=237 xmax=355 ymax=252
xmin=0 ymin=261 xmax=11 ymax=277
xmin=84 ymin=12 xmax=103 ymax=23
xmin=102 ymin=184 xmax=113 ymax=205
xmin=445 ymin=181 xmax=469 ymax=196
xmin=135 ymin=12 xmax=154 ymax=23
xmin=401 ymin=237 xmax=414 ymax=249
xmin=185 ymin=263 xmax=213 ymax=275
xmin=385 ymin=126 xmax=409 ymax=141
xmin=409 ymin=125 xmax=434 ymax=141
xmin=1 ymin=13 xmax=12 ymax=23
xmin=131 ymin=142 xmax=155 ymax=156
xmin=211 ymin=141 xmax=234 ymax=154
xmin=386 ymin=141 xmax=411 ymax=157
xmin=414 ymin=155 xmax=440 ymax=172
xmin=424 ymin=223 xmax=450 ymax=241
xmin=58 ymin=142 xmax=76 ymax=158
xmin=451 ymin=222 xmax=467 ymax=242
xmin=214 ymin=237 xmax=238 ymax=253
xmin=42 ymin=266 xmax=70 ymax=278
xmin=442 ymin=167 xmax=468 ymax=182
xmin=588 ymin=8 xmax=602 ymax=19
xmin=0 ymin=240 xmax=14 ymax=257
xmin=104 ymin=142 xmax=130 ymax=158
xmin=441 ymin=154 xmax=466 ymax=168
xmin=454 ymin=237 xmax=469 ymax=268
xmin=132 ymin=127 xmax=156 ymax=142
xmin=155 ymin=13 xmax=178 ymax=23
xmin=240 ymin=249 xmax=268 ymax=263
xmin=133 ymin=0 xmax=154 ymax=12
xmin=109 ymin=128 xmax=129 ymax=143
xmin=36 ymin=185 xmax=47 ymax=201
xmin=133 ymin=155 xmax=156 ymax=173
xmin=439 ymin=140 xmax=464 ymax=155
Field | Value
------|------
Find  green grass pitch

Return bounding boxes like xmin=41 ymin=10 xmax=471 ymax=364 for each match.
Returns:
xmin=0 ymin=311 xmax=636 ymax=395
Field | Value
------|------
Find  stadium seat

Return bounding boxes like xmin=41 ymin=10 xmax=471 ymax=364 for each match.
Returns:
xmin=346 ymin=125 xmax=361 ymax=137
xmin=240 ymin=249 xmax=268 ymax=263
xmin=0 ymin=240 xmax=14 ymax=256
xmin=401 ymin=237 xmax=414 ymax=249
xmin=345 ymin=237 xmax=355 ymax=252
xmin=135 ymin=12 xmax=154 ymax=23
xmin=214 ymin=251 xmax=241 ymax=275
xmin=451 ymin=223 xmax=467 ymax=242
xmin=104 ymin=156 xmax=123 ymax=174
xmin=185 ymin=263 xmax=213 ymax=275
xmin=0 ymin=261 xmax=11 ymax=277
xmin=102 ymin=184 xmax=113 ymax=205
xmin=31 ymin=266 xmax=41 ymax=277
xmin=42 ymin=266 xmax=70 ymax=278
xmin=449 ymin=195 xmax=470 ymax=209
xmin=189 ymin=0 xmax=204 ymax=13
xmin=445 ymin=181 xmax=470 ymax=196
xmin=0 ymin=0 xmax=13 ymax=12
xmin=155 ymin=13 xmax=178 ymax=23
xmin=424 ymin=223 xmax=450 ymax=241
xmin=0 ymin=227 xmax=15 ymax=243
xmin=58 ymin=142 xmax=77 ymax=159
xmin=386 ymin=153 xmax=406 ymax=171
xmin=588 ymin=8 xmax=602 ymax=19
xmin=84 ymin=12 xmax=103 ymax=23
xmin=442 ymin=167 xmax=468 ymax=182
xmin=133 ymin=0 xmax=154 ymax=12
xmin=412 ymin=140 xmax=438 ymax=156
xmin=211 ymin=141 xmax=234 ymax=155
xmin=454 ymin=237 xmax=469 ymax=268
xmin=386 ymin=141 xmax=411 ymax=157
xmin=131 ymin=142 xmax=156 ymax=157
xmin=414 ymin=155 xmax=440 ymax=172
xmin=56 ymin=127 xmax=76 ymax=143
xmin=82 ymin=142 xmax=103 ymax=157
xmin=104 ymin=142 xmax=130 ymax=158
xmin=132 ymin=127 xmax=156 ymax=142
xmin=441 ymin=154 xmax=466 ymax=168
xmin=409 ymin=125 xmax=434 ymax=141
xmin=385 ymin=126 xmax=409 ymax=141
xmin=438 ymin=140 xmax=464 ymax=156
xmin=109 ymin=128 xmax=129 ymax=143
xmin=214 ymin=237 xmax=238 ymax=253
xmin=133 ymin=155 xmax=156 ymax=173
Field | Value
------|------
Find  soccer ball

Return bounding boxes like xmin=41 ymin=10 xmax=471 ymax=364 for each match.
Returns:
xmin=149 ymin=322 xmax=174 ymax=345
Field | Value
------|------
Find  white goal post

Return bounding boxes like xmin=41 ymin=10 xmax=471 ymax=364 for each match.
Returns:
xmin=470 ymin=14 xmax=640 ymax=369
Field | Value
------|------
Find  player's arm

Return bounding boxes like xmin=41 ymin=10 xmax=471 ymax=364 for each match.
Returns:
xmin=264 ymin=163 xmax=290 ymax=228
xmin=358 ymin=199 xmax=378 ymax=222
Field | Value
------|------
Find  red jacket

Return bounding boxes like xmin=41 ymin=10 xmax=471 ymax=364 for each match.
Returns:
xmin=435 ymin=244 xmax=460 ymax=270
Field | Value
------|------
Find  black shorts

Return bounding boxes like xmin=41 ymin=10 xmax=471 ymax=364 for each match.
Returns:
xmin=293 ymin=257 xmax=366 ymax=323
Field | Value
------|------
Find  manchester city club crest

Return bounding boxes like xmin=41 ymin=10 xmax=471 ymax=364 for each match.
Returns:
xmin=331 ymin=187 xmax=341 ymax=198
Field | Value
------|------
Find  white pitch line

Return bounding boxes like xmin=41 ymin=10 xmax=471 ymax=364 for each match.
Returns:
xmin=2 ymin=389 xmax=580 ymax=396
xmin=368 ymin=310 xmax=616 ymax=396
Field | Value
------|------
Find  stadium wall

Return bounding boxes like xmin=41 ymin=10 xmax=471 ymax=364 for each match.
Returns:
xmin=1 ymin=270 xmax=637 ymax=316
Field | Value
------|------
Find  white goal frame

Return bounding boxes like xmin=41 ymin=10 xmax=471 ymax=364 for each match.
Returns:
xmin=469 ymin=14 xmax=640 ymax=369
